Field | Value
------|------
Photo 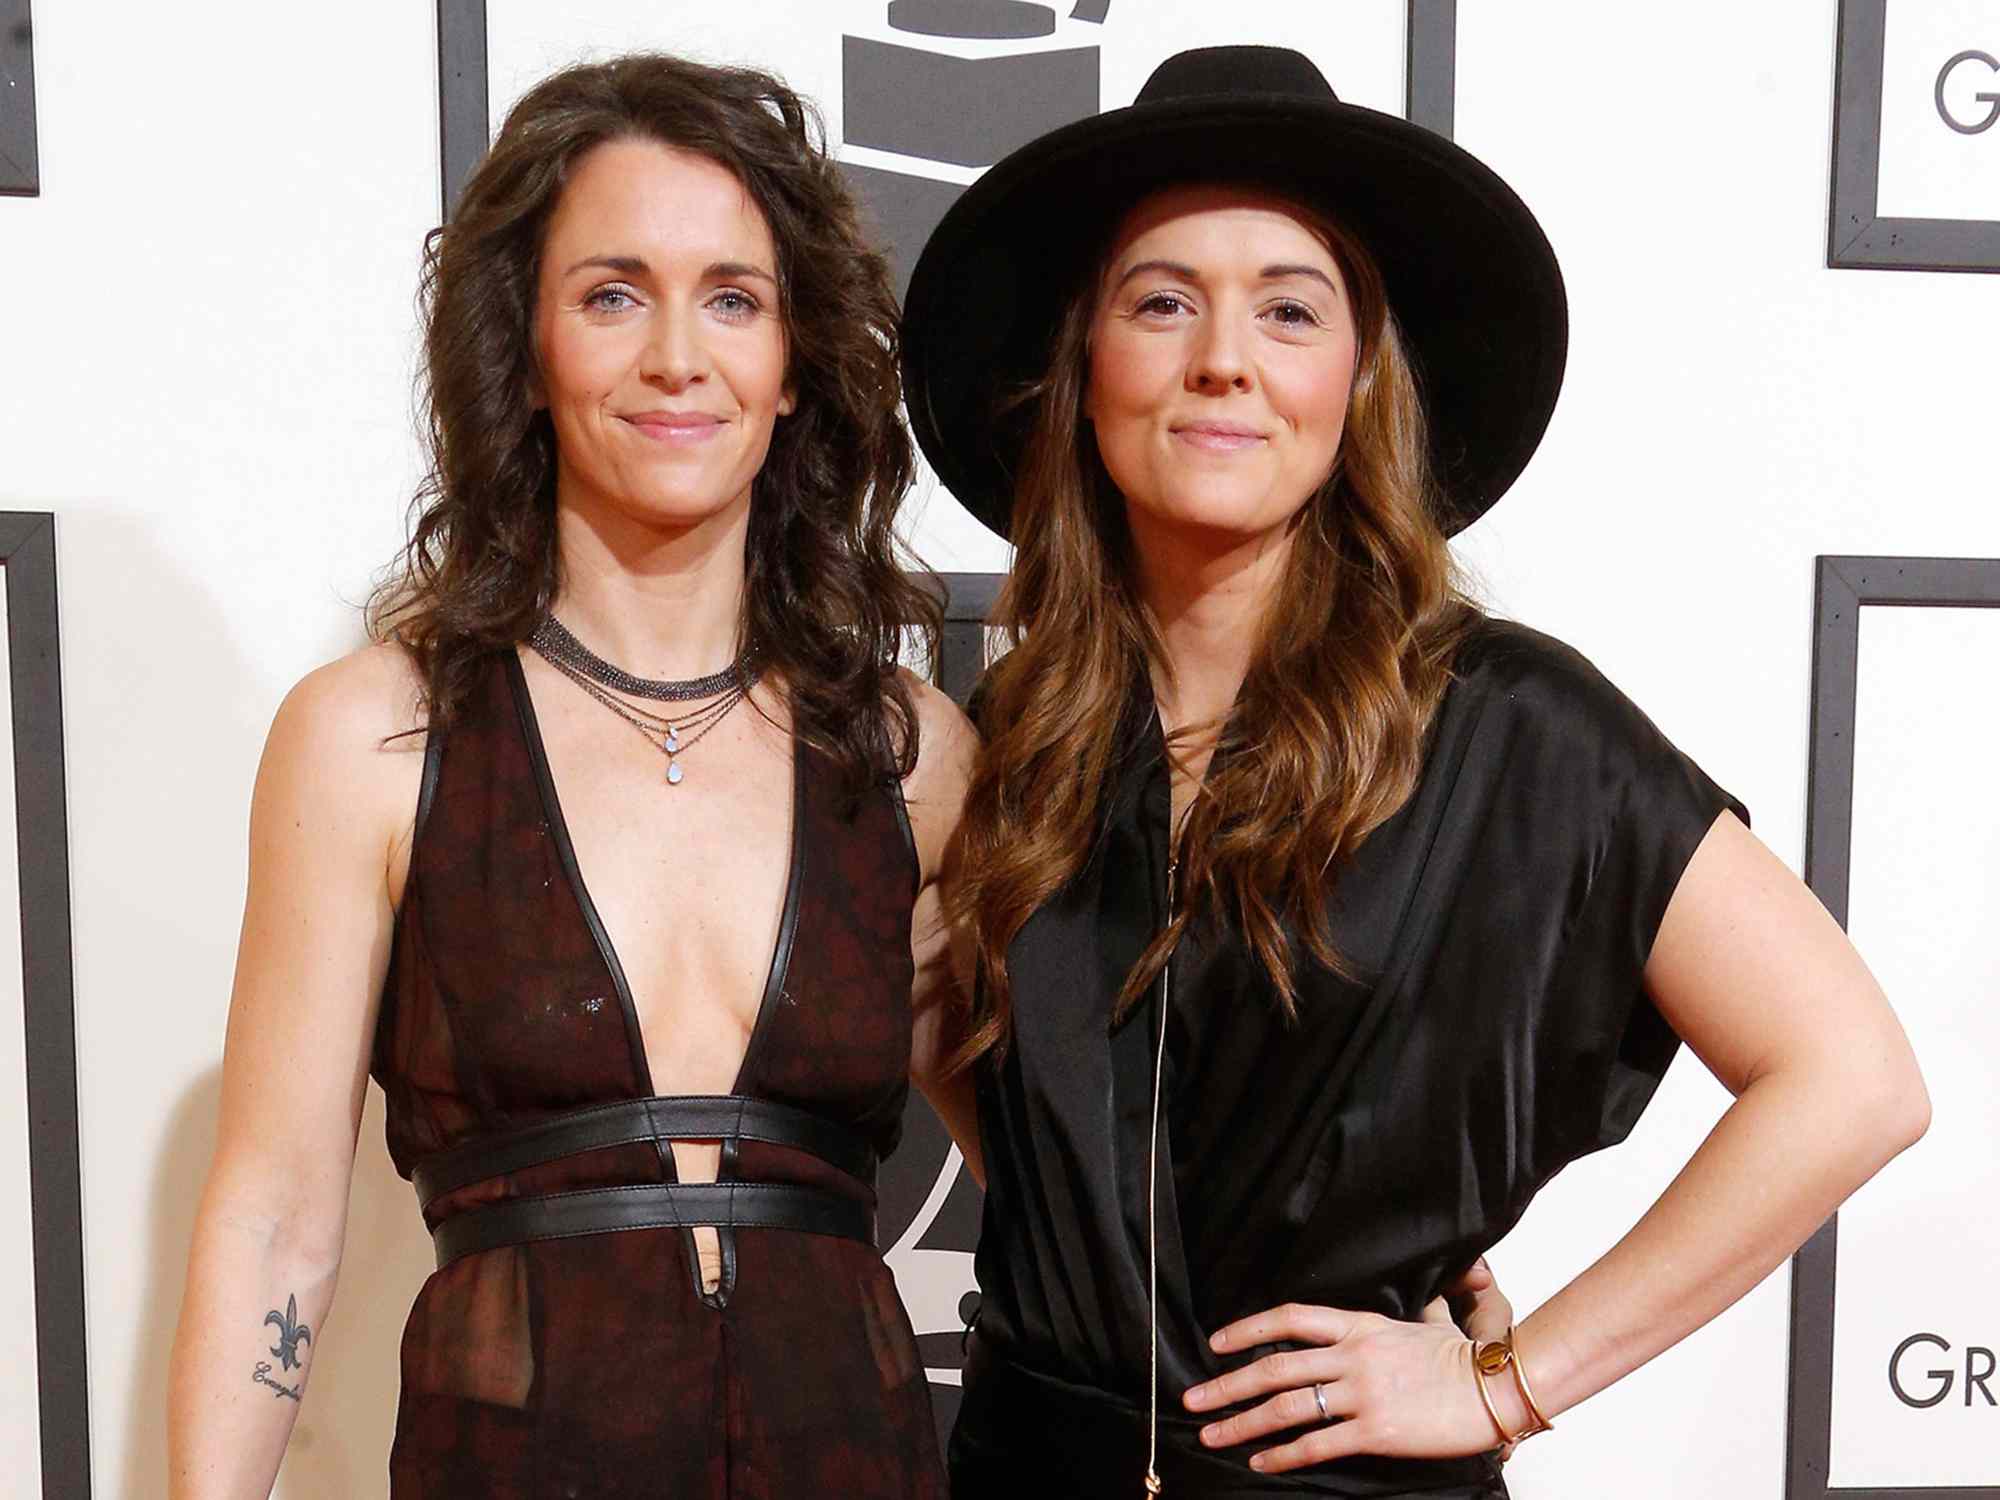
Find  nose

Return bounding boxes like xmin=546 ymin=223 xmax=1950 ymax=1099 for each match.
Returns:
xmin=640 ymin=304 xmax=707 ymax=392
xmin=1186 ymin=310 xmax=1252 ymax=394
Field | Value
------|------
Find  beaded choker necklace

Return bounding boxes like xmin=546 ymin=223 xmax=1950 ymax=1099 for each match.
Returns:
xmin=526 ymin=615 xmax=761 ymax=788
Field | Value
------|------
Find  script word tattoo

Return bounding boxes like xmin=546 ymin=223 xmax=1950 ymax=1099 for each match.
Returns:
xmin=251 ymin=1362 xmax=303 ymax=1402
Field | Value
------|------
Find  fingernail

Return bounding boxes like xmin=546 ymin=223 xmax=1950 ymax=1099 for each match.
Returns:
xmin=1249 ymin=1454 xmax=1267 ymax=1472
xmin=1200 ymin=1424 xmax=1219 ymax=1446
xmin=1184 ymin=1384 xmax=1207 ymax=1409
xmin=1209 ymin=1331 xmax=1226 ymax=1351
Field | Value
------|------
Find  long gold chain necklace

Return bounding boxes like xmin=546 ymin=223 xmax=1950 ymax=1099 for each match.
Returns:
xmin=1144 ymin=795 xmax=1195 ymax=1496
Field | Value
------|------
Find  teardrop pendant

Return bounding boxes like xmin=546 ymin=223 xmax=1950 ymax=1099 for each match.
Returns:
xmin=666 ymin=760 xmax=684 ymax=786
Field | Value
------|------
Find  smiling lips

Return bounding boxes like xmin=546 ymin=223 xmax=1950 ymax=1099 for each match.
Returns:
xmin=622 ymin=410 xmax=728 ymax=444
xmin=1171 ymin=420 xmax=1267 ymax=452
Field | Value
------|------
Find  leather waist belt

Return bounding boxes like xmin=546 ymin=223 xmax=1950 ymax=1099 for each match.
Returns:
xmin=430 ymin=1181 xmax=875 ymax=1269
xmin=412 ymin=1094 xmax=876 ymax=1210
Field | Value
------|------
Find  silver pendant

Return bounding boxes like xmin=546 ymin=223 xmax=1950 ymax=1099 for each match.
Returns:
xmin=665 ymin=728 xmax=681 ymax=753
xmin=666 ymin=760 xmax=684 ymax=786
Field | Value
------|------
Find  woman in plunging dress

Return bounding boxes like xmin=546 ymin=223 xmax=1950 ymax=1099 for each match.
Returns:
xmin=166 ymin=54 xmax=980 ymax=1497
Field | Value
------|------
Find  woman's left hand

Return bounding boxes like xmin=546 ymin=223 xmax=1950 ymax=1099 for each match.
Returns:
xmin=1183 ymin=1304 xmax=1506 ymax=1473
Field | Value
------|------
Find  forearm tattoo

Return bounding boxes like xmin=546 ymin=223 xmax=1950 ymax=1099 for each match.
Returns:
xmin=249 ymin=1293 xmax=311 ymax=1402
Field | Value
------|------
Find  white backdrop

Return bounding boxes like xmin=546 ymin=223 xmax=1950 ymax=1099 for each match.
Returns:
xmin=0 ymin=1 xmax=1996 ymax=1495
xmin=1831 ymin=605 xmax=2000 ymax=1489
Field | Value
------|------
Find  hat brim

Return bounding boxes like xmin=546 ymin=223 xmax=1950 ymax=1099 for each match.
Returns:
xmin=902 ymin=93 xmax=1568 ymax=539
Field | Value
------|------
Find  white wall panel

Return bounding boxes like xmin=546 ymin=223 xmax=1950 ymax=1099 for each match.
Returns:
xmin=1830 ymin=604 xmax=2000 ymax=1486
xmin=1877 ymin=0 xmax=2000 ymax=221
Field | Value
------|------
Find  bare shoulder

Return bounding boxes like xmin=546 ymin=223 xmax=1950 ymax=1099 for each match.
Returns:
xmin=896 ymin=669 xmax=978 ymax=885
xmin=258 ymin=641 xmax=430 ymax=885
xmin=275 ymin=638 xmax=426 ymax=742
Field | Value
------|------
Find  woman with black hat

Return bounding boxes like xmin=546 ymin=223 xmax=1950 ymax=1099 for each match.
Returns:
xmin=903 ymin=45 xmax=1929 ymax=1495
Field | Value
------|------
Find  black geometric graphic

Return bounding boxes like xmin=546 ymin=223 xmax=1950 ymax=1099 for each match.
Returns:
xmin=842 ymin=38 xmax=1099 ymax=168
xmin=2 ymin=511 xmax=88 ymax=1500
xmin=888 ymin=1 xmax=1054 ymax=40
xmin=1785 ymin=555 xmax=2000 ymax=1500
xmin=840 ymin=1 xmax=1108 ymax=300
xmin=884 ymin=571 xmax=1000 ymax=1445
xmin=1828 ymin=0 xmax=2000 ymax=273
xmin=842 ymin=1 xmax=1460 ymax=301
xmin=1 ymin=0 xmax=38 ymax=196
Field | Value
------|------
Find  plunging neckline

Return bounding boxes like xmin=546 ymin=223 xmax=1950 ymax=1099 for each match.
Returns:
xmin=505 ymin=650 xmax=806 ymax=1103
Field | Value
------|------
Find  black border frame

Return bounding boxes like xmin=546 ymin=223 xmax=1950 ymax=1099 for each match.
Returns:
xmin=1786 ymin=554 xmax=2000 ymax=1500
xmin=437 ymin=0 xmax=488 ymax=221
xmin=435 ymin=1 xmax=1459 ymax=213
xmin=935 ymin=571 xmax=1002 ymax=706
xmin=1 ymin=512 xmax=88 ymax=1500
xmin=1828 ymin=0 xmax=2000 ymax=274
xmin=1406 ymin=0 xmax=1456 ymax=139
xmin=0 ymin=0 xmax=39 ymax=197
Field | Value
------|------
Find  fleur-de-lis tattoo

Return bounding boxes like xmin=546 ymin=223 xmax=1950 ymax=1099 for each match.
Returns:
xmin=264 ymin=1294 xmax=313 ymax=1372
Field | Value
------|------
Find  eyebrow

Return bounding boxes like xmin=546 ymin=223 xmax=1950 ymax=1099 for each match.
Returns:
xmin=561 ymin=254 xmax=779 ymax=286
xmin=1111 ymin=258 xmax=1340 ymax=295
xmin=1259 ymin=263 xmax=1341 ymax=294
xmin=1112 ymin=258 xmax=1199 ymax=290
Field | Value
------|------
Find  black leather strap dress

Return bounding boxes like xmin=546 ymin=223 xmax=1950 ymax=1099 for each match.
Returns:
xmin=371 ymin=651 xmax=944 ymax=1497
xmin=950 ymin=618 xmax=1748 ymax=1497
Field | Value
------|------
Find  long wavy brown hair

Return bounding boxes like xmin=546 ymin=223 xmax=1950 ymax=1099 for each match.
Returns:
xmin=370 ymin=54 xmax=938 ymax=798
xmin=954 ymin=204 xmax=1474 ymax=1058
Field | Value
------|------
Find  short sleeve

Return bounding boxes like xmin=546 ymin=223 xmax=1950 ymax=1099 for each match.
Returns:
xmin=1456 ymin=624 xmax=1749 ymax=1168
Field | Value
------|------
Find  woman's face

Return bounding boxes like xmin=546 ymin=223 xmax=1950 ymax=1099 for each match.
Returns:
xmin=533 ymin=138 xmax=793 ymax=536
xmin=1085 ymin=185 xmax=1358 ymax=552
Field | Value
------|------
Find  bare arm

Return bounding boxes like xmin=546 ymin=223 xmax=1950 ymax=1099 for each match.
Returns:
xmin=1493 ymin=810 xmax=1929 ymax=1426
xmin=900 ymin=674 xmax=984 ymax=1186
xmin=1188 ymin=812 xmax=1930 ymax=1467
xmin=166 ymin=648 xmax=422 ymax=1499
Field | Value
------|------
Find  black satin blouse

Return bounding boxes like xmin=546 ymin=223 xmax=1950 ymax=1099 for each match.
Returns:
xmin=952 ymin=618 xmax=1747 ymax=1497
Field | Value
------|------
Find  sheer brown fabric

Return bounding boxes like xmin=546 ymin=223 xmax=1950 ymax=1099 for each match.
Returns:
xmin=372 ymin=651 xmax=942 ymax=1497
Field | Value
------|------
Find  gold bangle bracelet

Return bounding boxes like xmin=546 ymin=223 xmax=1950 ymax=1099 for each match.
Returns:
xmin=1506 ymin=1325 xmax=1554 ymax=1436
xmin=1480 ymin=1344 xmax=1536 ymax=1448
xmin=1472 ymin=1344 xmax=1512 ymax=1448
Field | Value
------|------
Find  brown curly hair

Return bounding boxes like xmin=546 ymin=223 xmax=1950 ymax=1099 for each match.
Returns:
xmin=370 ymin=53 xmax=939 ymax=799
xmin=953 ymin=202 xmax=1474 ymax=1060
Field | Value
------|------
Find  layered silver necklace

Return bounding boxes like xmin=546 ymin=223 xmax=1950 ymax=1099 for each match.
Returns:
xmin=527 ymin=615 xmax=760 ymax=788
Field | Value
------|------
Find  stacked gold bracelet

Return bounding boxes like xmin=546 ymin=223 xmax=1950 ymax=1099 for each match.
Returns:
xmin=1471 ymin=1326 xmax=1554 ymax=1451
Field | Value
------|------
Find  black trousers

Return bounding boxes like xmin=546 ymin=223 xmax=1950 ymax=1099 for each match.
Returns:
xmin=948 ymin=1335 xmax=1507 ymax=1500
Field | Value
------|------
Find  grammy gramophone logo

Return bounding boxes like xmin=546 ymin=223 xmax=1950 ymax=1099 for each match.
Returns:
xmin=839 ymin=0 xmax=1114 ymax=297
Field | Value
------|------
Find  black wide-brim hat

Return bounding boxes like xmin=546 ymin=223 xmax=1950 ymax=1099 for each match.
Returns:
xmin=901 ymin=45 xmax=1568 ymax=539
